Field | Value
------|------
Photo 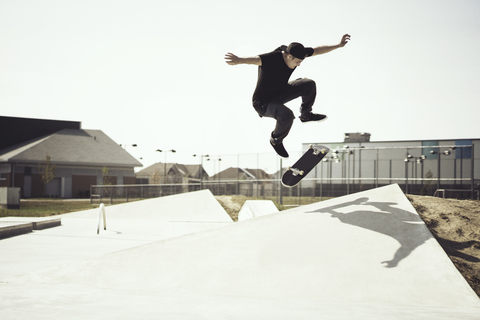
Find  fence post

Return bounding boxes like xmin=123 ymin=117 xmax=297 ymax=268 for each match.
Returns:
xmin=471 ymin=144 xmax=475 ymax=200
xmin=279 ymin=158 xmax=283 ymax=205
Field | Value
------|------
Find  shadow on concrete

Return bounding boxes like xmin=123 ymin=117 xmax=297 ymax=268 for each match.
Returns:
xmin=435 ymin=237 xmax=480 ymax=263
xmin=307 ymin=197 xmax=433 ymax=268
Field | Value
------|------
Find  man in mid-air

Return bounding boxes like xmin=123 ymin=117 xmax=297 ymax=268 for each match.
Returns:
xmin=225 ymin=34 xmax=350 ymax=158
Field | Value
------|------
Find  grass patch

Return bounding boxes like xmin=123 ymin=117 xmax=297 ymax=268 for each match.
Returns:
xmin=0 ymin=200 xmax=100 ymax=218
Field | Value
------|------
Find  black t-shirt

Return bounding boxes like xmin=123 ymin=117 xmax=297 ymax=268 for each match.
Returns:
xmin=252 ymin=45 xmax=313 ymax=110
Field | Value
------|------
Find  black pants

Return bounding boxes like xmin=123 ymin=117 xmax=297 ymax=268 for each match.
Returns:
xmin=259 ymin=78 xmax=316 ymax=143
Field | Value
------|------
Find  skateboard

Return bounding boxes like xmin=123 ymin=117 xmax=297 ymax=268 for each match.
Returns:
xmin=281 ymin=144 xmax=330 ymax=187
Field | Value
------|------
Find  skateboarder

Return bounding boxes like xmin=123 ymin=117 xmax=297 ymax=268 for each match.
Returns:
xmin=225 ymin=34 xmax=350 ymax=158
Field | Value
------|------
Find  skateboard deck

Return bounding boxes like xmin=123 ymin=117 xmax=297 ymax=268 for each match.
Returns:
xmin=281 ymin=144 xmax=330 ymax=187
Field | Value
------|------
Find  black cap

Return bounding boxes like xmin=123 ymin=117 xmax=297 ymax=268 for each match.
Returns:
xmin=286 ymin=42 xmax=307 ymax=60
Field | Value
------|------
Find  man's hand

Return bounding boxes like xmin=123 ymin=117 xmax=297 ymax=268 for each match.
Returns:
xmin=225 ymin=53 xmax=262 ymax=66
xmin=339 ymin=34 xmax=351 ymax=47
xmin=224 ymin=53 xmax=241 ymax=65
xmin=312 ymin=34 xmax=351 ymax=56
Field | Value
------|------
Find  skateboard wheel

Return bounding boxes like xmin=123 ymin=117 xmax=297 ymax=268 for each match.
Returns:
xmin=290 ymin=167 xmax=303 ymax=176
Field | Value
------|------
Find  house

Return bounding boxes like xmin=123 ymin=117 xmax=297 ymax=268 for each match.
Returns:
xmin=135 ymin=162 xmax=209 ymax=184
xmin=210 ymin=167 xmax=271 ymax=181
xmin=209 ymin=167 xmax=274 ymax=197
xmin=0 ymin=116 xmax=142 ymax=198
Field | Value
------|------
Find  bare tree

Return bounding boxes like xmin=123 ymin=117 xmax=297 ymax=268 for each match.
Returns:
xmin=102 ymin=166 xmax=113 ymax=197
xmin=38 ymin=155 xmax=56 ymax=197
xmin=150 ymin=170 xmax=161 ymax=184
xmin=102 ymin=166 xmax=112 ymax=185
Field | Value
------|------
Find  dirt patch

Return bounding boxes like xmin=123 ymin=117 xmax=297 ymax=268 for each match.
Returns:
xmin=407 ymin=194 xmax=480 ymax=298
xmin=215 ymin=195 xmax=249 ymax=222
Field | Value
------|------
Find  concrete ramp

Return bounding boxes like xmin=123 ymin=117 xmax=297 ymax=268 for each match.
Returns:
xmin=1 ymin=184 xmax=479 ymax=319
xmin=0 ymin=189 xmax=232 ymax=278
xmin=238 ymin=199 xmax=278 ymax=221
xmin=62 ymin=189 xmax=233 ymax=239
xmin=67 ymin=189 xmax=232 ymax=222
xmin=64 ymin=189 xmax=234 ymax=240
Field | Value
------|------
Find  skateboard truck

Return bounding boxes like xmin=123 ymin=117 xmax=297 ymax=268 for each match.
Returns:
xmin=288 ymin=167 xmax=304 ymax=176
xmin=309 ymin=144 xmax=327 ymax=156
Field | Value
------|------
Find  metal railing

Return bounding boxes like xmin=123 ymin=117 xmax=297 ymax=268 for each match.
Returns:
xmin=97 ymin=203 xmax=106 ymax=234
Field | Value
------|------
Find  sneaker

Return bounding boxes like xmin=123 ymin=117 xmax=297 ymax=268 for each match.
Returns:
xmin=299 ymin=113 xmax=327 ymax=123
xmin=270 ymin=138 xmax=289 ymax=158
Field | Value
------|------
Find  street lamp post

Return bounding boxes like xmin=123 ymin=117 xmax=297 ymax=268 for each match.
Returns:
xmin=430 ymin=149 xmax=452 ymax=191
xmin=156 ymin=149 xmax=176 ymax=183
xmin=193 ymin=154 xmax=209 ymax=190
xmin=213 ymin=157 xmax=222 ymax=195
xmin=120 ymin=144 xmax=137 ymax=149
xmin=405 ymin=154 xmax=426 ymax=194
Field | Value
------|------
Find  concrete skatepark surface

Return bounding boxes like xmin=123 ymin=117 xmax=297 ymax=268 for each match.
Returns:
xmin=1 ymin=185 xmax=479 ymax=319
xmin=0 ymin=190 xmax=233 ymax=278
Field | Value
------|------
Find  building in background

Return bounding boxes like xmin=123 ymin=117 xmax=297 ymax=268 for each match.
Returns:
xmin=301 ymin=133 xmax=479 ymax=199
xmin=0 ymin=116 xmax=142 ymax=198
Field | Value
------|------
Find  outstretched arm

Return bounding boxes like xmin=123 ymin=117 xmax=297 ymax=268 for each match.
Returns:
xmin=224 ymin=52 xmax=262 ymax=66
xmin=311 ymin=34 xmax=351 ymax=56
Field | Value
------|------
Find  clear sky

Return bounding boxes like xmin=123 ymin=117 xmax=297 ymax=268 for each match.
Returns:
xmin=1 ymin=0 xmax=479 ymax=173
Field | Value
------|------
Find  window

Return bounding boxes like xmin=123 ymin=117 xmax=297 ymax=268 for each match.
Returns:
xmin=422 ymin=141 xmax=439 ymax=160
xmin=455 ymin=140 xmax=472 ymax=159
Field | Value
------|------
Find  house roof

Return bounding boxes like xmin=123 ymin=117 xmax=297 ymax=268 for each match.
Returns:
xmin=210 ymin=167 xmax=272 ymax=180
xmin=0 ymin=116 xmax=81 ymax=150
xmin=243 ymin=168 xmax=272 ymax=180
xmin=0 ymin=129 xmax=143 ymax=168
xmin=136 ymin=163 xmax=177 ymax=177
xmin=177 ymin=164 xmax=205 ymax=179
xmin=136 ymin=163 xmax=206 ymax=179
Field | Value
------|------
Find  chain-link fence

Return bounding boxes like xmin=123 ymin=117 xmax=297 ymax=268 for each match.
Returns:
xmin=91 ymin=144 xmax=479 ymax=204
